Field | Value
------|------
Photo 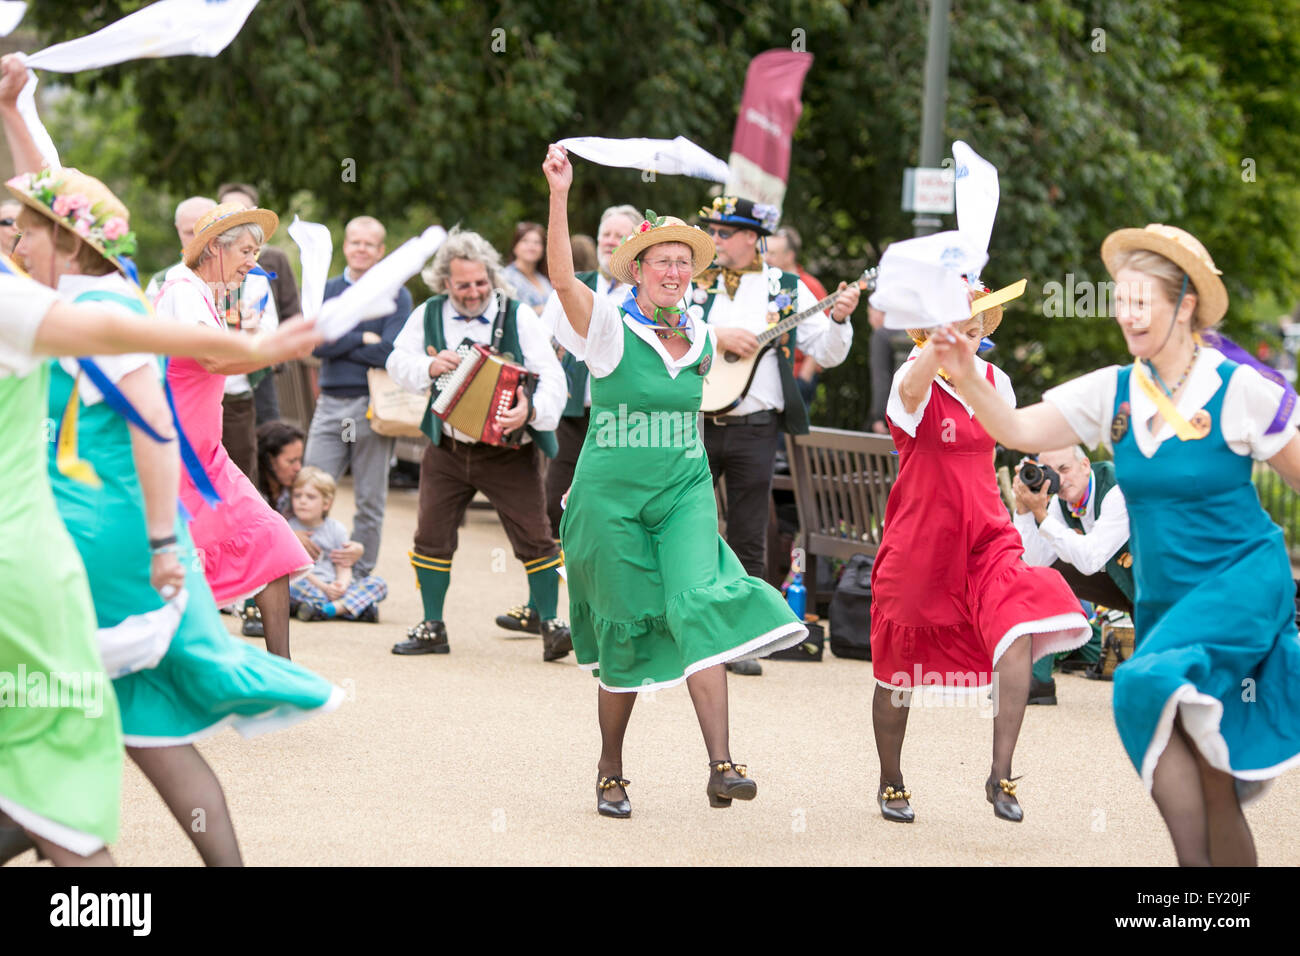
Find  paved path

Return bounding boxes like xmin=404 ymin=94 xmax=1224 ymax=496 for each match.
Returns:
xmin=42 ymin=483 xmax=1300 ymax=865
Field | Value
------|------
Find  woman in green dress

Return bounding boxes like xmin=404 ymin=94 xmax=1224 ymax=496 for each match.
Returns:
xmin=3 ymin=162 xmax=342 ymax=867
xmin=0 ymin=263 xmax=322 ymax=865
xmin=543 ymin=145 xmax=806 ymax=818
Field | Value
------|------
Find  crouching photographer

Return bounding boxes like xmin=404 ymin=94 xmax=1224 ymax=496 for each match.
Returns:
xmin=1013 ymin=446 xmax=1136 ymax=704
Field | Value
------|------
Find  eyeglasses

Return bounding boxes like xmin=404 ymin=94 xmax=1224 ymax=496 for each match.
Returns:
xmin=0 ymin=218 xmax=14 ymax=227
xmin=641 ymin=257 xmax=694 ymax=274
xmin=705 ymin=226 xmax=736 ymax=239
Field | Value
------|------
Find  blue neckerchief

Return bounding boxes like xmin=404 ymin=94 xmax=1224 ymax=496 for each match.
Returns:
xmin=977 ymin=337 xmax=995 ymax=354
xmin=249 ymin=263 xmax=277 ymax=281
xmin=455 ymin=312 xmax=491 ymax=324
xmin=621 ymin=288 xmax=687 ymax=328
xmin=114 ymin=256 xmax=141 ymax=287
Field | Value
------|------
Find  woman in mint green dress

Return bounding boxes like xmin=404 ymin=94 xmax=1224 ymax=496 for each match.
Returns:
xmin=543 ymin=146 xmax=805 ymax=818
xmin=4 ymin=160 xmax=338 ymax=866
xmin=0 ymin=261 xmax=323 ymax=866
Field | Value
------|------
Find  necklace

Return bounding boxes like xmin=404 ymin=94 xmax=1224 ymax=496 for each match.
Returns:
xmin=1144 ymin=342 xmax=1199 ymax=397
xmin=1068 ymin=472 xmax=1093 ymax=519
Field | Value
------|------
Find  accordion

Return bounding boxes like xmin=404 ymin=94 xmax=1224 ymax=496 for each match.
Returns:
xmin=431 ymin=341 xmax=538 ymax=447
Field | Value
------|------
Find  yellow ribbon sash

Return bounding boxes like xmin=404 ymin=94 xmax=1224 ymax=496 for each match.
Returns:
xmin=55 ymin=371 xmax=102 ymax=487
xmin=1131 ymin=361 xmax=1207 ymax=441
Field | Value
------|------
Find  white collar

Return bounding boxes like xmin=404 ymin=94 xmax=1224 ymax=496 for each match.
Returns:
xmin=622 ymin=311 xmax=707 ymax=379
xmin=1126 ymin=345 xmax=1226 ymax=457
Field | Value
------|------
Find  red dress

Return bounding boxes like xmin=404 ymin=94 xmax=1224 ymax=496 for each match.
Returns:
xmin=871 ymin=363 xmax=1089 ymax=690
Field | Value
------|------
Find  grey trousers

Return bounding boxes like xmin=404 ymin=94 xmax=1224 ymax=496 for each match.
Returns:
xmin=304 ymin=392 xmax=395 ymax=577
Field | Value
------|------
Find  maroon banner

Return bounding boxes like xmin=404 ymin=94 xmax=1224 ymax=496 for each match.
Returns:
xmin=725 ymin=50 xmax=814 ymax=210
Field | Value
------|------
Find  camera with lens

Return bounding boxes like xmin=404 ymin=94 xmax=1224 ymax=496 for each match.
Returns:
xmin=1018 ymin=460 xmax=1061 ymax=496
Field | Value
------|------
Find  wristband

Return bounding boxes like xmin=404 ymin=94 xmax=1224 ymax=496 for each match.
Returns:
xmin=149 ymin=534 xmax=178 ymax=551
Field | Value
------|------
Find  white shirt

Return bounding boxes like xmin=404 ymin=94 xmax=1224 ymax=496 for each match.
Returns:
xmin=554 ymin=289 xmax=711 ymax=379
xmin=387 ymin=294 xmax=566 ymax=442
xmin=1043 ymin=346 xmax=1300 ymax=461
xmin=887 ymin=345 xmax=1017 ymax=437
xmin=151 ymin=262 xmax=276 ymax=396
xmin=695 ymin=267 xmax=852 ymax=416
xmin=56 ymin=273 xmax=157 ymax=402
xmin=540 ymin=272 xmax=626 ymax=408
xmin=1014 ymin=471 xmax=1131 ymax=576
xmin=0 ymin=274 xmax=59 ymax=378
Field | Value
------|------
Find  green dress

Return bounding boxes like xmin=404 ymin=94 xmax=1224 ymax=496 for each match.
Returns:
xmin=0 ymin=362 xmax=122 ymax=855
xmin=45 ymin=292 xmax=342 ymax=745
xmin=560 ymin=313 xmax=805 ymax=691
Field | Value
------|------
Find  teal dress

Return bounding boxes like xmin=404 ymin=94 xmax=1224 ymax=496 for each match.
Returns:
xmin=1110 ymin=360 xmax=1300 ymax=799
xmin=560 ymin=314 xmax=805 ymax=691
xmin=47 ymin=352 xmax=342 ymax=745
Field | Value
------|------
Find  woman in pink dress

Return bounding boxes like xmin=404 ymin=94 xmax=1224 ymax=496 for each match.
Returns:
xmin=154 ymin=203 xmax=311 ymax=659
xmin=871 ymin=288 xmax=1091 ymax=824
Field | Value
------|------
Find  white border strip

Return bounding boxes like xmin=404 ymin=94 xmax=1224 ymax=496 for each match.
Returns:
xmin=597 ymin=621 xmax=807 ymax=694
xmin=0 ymin=794 xmax=104 ymax=857
xmin=991 ymin=612 xmax=1091 ymax=669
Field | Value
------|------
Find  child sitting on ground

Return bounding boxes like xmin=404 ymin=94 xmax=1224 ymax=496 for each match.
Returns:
xmin=288 ymin=466 xmax=388 ymax=623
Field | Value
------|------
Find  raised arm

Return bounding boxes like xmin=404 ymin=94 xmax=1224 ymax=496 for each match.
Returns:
xmin=1267 ymin=431 xmax=1300 ymax=494
xmin=543 ymin=144 xmax=594 ymax=338
xmin=0 ymin=55 xmax=45 ymax=174
xmin=34 ymin=299 xmax=322 ymax=365
xmin=898 ymin=341 xmax=944 ymax=414
xmin=928 ymin=324 xmax=1082 ymax=453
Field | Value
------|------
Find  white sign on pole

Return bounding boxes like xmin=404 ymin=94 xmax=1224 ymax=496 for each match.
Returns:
xmin=902 ymin=166 xmax=955 ymax=214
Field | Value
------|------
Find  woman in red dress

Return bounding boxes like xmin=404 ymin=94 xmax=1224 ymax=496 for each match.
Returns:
xmin=872 ymin=290 xmax=1091 ymax=823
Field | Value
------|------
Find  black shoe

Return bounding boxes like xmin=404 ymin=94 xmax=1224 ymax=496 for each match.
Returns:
xmin=241 ymin=618 xmax=265 ymax=637
xmin=296 ymin=603 xmax=329 ymax=623
xmin=541 ymin=619 xmax=572 ymax=661
xmin=725 ymin=659 xmax=762 ymax=676
xmin=356 ymin=604 xmax=379 ymax=624
xmin=986 ymin=774 xmax=1024 ymax=823
xmin=597 ymin=774 xmax=631 ymax=819
xmin=707 ymin=759 xmax=757 ymax=808
xmin=877 ymin=783 xmax=915 ymax=824
xmin=496 ymin=604 xmax=541 ymax=634
xmin=392 ymin=620 xmax=449 ymax=655
xmin=1028 ymin=677 xmax=1057 ymax=705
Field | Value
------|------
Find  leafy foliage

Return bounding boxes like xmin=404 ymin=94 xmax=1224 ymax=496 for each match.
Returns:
xmin=30 ymin=0 xmax=1300 ymax=427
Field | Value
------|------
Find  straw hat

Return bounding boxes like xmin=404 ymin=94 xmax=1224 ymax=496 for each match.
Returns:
xmin=608 ymin=210 xmax=715 ymax=286
xmin=1100 ymin=224 xmax=1227 ymax=325
xmin=907 ymin=281 xmax=1004 ymax=343
xmin=183 ymin=200 xmax=279 ymax=268
xmin=6 ymin=167 xmax=136 ymax=275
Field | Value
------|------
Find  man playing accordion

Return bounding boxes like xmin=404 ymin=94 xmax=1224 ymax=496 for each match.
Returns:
xmin=386 ymin=227 xmax=571 ymax=661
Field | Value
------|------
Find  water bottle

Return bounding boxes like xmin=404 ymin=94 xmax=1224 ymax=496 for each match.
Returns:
xmin=786 ymin=572 xmax=806 ymax=621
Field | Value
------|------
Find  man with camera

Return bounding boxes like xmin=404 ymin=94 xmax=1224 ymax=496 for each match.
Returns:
xmin=1013 ymin=446 xmax=1135 ymax=704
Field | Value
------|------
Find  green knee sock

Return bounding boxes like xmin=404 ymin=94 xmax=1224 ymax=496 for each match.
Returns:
xmin=411 ymin=553 xmax=452 ymax=622
xmin=524 ymin=556 xmax=562 ymax=621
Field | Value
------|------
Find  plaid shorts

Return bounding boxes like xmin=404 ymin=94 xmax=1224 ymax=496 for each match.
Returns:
xmin=290 ymin=574 xmax=388 ymax=617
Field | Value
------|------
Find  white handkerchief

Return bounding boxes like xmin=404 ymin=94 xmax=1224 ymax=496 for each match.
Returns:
xmin=559 ymin=135 xmax=728 ymax=182
xmin=317 ymin=226 xmax=447 ymax=341
xmin=0 ymin=2 xmax=26 ymax=36
xmin=871 ymin=231 xmax=987 ymax=331
xmin=952 ymin=140 xmax=999 ymax=267
xmin=288 ymin=216 xmax=332 ymax=321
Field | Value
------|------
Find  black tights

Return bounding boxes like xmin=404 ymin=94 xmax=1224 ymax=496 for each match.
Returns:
xmin=254 ymin=575 xmax=292 ymax=659
xmin=128 ymin=745 xmax=243 ymax=866
xmin=874 ymin=633 xmax=1033 ymax=803
xmin=596 ymin=663 xmax=740 ymax=800
xmin=1150 ymin=717 xmax=1256 ymax=866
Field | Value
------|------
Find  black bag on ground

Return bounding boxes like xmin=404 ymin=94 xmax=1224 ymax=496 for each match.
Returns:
xmin=768 ymin=621 xmax=824 ymax=662
xmin=829 ymin=553 xmax=873 ymax=660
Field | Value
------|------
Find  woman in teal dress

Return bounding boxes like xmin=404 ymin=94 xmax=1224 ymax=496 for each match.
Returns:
xmin=4 ymin=160 xmax=339 ymax=865
xmin=0 ymin=262 xmax=323 ymax=865
xmin=543 ymin=145 xmax=806 ymax=818
xmin=929 ymin=224 xmax=1300 ymax=866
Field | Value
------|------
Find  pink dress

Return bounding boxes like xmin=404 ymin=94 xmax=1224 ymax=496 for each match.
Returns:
xmin=871 ymin=360 xmax=1091 ymax=690
xmin=156 ymin=268 xmax=310 ymax=605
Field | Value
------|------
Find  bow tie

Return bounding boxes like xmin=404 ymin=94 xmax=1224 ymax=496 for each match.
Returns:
xmin=455 ymin=312 xmax=491 ymax=324
xmin=695 ymin=260 xmax=763 ymax=299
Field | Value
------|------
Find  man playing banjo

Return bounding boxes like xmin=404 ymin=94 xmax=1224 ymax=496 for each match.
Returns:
xmin=692 ymin=196 xmax=860 ymax=674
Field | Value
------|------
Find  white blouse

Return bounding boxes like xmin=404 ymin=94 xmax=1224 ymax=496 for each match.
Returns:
xmin=886 ymin=345 xmax=1017 ymax=437
xmin=56 ymin=273 xmax=157 ymax=405
xmin=1043 ymin=346 xmax=1300 ymax=461
xmin=554 ymin=289 xmax=712 ymax=381
xmin=0 ymin=274 xmax=58 ymax=378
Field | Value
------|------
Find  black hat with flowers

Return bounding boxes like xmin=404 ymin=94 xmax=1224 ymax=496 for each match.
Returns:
xmin=696 ymin=195 xmax=781 ymax=237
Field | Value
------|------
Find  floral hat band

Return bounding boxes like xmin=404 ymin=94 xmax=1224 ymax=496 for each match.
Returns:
xmin=6 ymin=167 xmax=136 ymax=272
xmin=696 ymin=195 xmax=781 ymax=237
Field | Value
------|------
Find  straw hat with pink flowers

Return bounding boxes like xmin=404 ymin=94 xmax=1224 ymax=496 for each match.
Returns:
xmin=6 ymin=167 xmax=136 ymax=274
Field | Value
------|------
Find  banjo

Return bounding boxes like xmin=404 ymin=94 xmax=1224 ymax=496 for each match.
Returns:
xmin=700 ymin=267 xmax=877 ymax=415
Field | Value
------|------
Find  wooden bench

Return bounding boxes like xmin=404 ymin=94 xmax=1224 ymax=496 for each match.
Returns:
xmin=785 ymin=427 xmax=899 ymax=605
